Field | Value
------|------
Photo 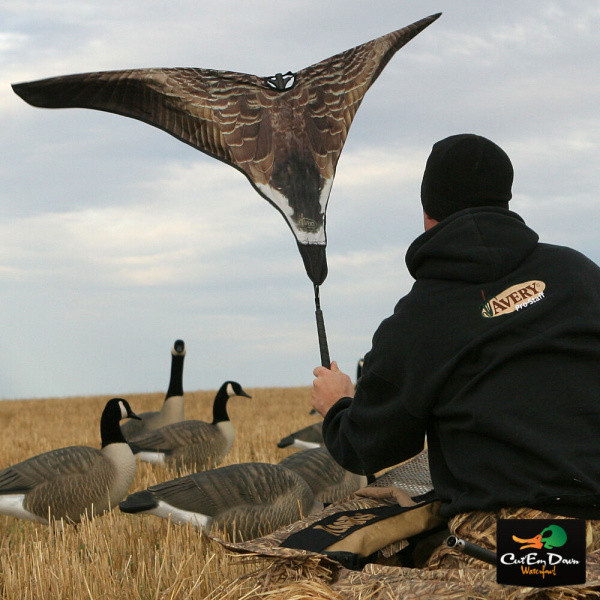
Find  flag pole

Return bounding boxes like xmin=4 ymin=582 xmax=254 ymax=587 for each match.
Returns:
xmin=314 ymin=284 xmax=331 ymax=368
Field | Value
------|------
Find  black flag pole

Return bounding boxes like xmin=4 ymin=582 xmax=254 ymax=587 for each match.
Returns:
xmin=314 ymin=284 xmax=331 ymax=368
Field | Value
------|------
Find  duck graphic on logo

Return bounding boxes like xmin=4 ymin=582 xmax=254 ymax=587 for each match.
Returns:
xmin=512 ymin=524 xmax=567 ymax=550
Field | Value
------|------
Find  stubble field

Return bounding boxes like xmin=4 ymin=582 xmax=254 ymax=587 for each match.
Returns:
xmin=0 ymin=386 xmax=318 ymax=599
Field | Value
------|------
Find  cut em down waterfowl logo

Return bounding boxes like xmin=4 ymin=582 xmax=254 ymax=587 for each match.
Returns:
xmin=481 ymin=280 xmax=546 ymax=318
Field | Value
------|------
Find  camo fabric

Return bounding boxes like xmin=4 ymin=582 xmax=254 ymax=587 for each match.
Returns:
xmin=212 ymin=506 xmax=600 ymax=600
xmin=212 ymin=470 xmax=600 ymax=598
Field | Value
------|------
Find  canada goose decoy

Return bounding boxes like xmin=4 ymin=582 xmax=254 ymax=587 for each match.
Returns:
xmin=0 ymin=398 xmax=140 ymax=524
xmin=277 ymin=421 xmax=323 ymax=449
xmin=11 ymin=13 xmax=441 ymax=285
xmin=129 ymin=381 xmax=250 ymax=470
xmin=119 ymin=461 xmax=315 ymax=540
xmin=278 ymin=446 xmax=367 ymax=506
xmin=119 ymin=447 xmax=362 ymax=539
xmin=121 ymin=339 xmax=186 ymax=440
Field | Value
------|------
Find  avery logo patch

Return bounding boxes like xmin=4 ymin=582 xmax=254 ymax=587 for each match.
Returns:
xmin=496 ymin=519 xmax=586 ymax=587
xmin=481 ymin=280 xmax=546 ymax=318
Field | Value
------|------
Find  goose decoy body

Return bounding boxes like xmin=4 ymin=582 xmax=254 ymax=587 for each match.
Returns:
xmin=119 ymin=461 xmax=315 ymax=540
xmin=0 ymin=398 xmax=140 ymax=524
xmin=278 ymin=446 xmax=367 ymax=505
xmin=129 ymin=381 xmax=250 ymax=470
xmin=277 ymin=421 xmax=323 ymax=449
xmin=11 ymin=13 xmax=441 ymax=285
xmin=119 ymin=447 xmax=363 ymax=539
xmin=121 ymin=339 xmax=186 ymax=440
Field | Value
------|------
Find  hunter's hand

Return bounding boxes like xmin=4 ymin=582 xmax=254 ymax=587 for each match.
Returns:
xmin=311 ymin=361 xmax=354 ymax=418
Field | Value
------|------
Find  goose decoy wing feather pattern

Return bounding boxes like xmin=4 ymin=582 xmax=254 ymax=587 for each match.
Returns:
xmin=129 ymin=420 xmax=228 ymax=469
xmin=0 ymin=446 xmax=104 ymax=493
xmin=147 ymin=463 xmax=310 ymax=515
xmin=130 ymin=420 xmax=220 ymax=451
xmin=278 ymin=446 xmax=366 ymax=503
xmin=120 ymin=462 xmax=314 ymax=539
xmin=12 ymin=13 xmax=441 ymax=285
xmin=0 ymin=446 xmax=125 ymax=522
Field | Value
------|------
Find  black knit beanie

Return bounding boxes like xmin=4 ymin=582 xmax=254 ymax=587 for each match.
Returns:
xmin=421 ymin=134 xmax=514 ymax=221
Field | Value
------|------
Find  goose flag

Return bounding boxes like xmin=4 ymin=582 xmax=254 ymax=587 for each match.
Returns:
xmin=12 ymin=13 xmax=441 ymax=285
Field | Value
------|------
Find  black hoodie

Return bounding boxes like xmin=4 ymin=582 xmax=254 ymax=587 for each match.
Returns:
xmin=323 ymin=207 xmax=600 ymax=518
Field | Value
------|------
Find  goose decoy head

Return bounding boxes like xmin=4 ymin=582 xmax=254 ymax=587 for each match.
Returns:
xmin=107 ymin=398 xmax=142 ymax=421
xmin=172 ymin=339 xmax=186 ymax=355
xmin=224 ymin=381 xmax=251 ymax=399
xmin=101 ymin=398 xmax=141 ymax=448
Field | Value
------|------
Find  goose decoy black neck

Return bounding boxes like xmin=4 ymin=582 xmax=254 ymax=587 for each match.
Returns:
xmin=101 ymin=398 xmax=141 ymax=448
xmin=211 ymin=381 xmax=251 ymax=424
xmin=165 ymin=339 xmax=186 ymax=399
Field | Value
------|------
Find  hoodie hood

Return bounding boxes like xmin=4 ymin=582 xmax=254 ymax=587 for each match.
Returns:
xmin=406 ymin=207 xmax=539 ymax=283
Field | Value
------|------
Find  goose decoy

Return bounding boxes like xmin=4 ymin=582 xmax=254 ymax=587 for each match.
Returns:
xmin=11 ymin=13 xmax=441 ymax=286
xmin=119 ymin=461 xmax=315 ymax=540
xmin=277 ymin=421 xmax=323 ymax=449
xmin=121 ymin=339 xmax=186 ymax=440
xmin=0 ymin=398 xmax=140 ymax=524
xmin=278 ymin=446 xmax=367 ymax=505
xmin=119 ymin=447 xmax=363 ymax=539
xmin=129 ymin=381 xmax=250 ymax=470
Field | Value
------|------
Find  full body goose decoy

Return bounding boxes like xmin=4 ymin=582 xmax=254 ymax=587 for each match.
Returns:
xmin=0 ymin=398 xmax=140 ymax=524
xmin=119 ymin=447 xmax=363 ymax=539
xmin=121 ymin=339 xmax=186 ymax=440
xmin=277 ymin=421 xmax=323 ymax=449
xmin=119 ymin=461 xmax=314 ymax=540
xmin=129 ymin=381 xmax=250 ymax=471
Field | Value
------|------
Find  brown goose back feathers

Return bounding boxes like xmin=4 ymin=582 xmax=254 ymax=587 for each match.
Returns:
xmin=12 ymin=14 xmax=441 ymax=284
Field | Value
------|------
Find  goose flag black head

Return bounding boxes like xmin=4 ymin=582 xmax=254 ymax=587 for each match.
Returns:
xmin=12 ymin=13 xmax=441 ymax=285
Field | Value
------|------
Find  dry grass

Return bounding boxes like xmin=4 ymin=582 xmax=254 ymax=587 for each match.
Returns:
xmin=0 ymin=386 xmax=319 ymax=599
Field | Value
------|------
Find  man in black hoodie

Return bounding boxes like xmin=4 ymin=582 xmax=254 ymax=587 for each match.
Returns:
xmin=312 ymin=134 xmax=600 ymax=524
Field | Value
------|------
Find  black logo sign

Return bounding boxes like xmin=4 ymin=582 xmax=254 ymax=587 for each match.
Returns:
xmin=496 ymin=519 xmax=586 ymax=587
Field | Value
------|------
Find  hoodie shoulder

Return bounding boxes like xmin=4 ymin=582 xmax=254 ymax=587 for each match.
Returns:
xmin=406 ymin=208 xmax=539 ymax=284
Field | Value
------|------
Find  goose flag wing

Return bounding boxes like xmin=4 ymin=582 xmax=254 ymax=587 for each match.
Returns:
xmin=12 ymin=13 xmax=441 ymax=285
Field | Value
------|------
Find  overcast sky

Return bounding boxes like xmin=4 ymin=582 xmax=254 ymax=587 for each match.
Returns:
xmin=1 ymin=1 xmax=599 ymax=400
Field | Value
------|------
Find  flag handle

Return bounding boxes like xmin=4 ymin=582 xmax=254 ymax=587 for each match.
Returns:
xmin=314 ymin=284 xmax=331 ymax=368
